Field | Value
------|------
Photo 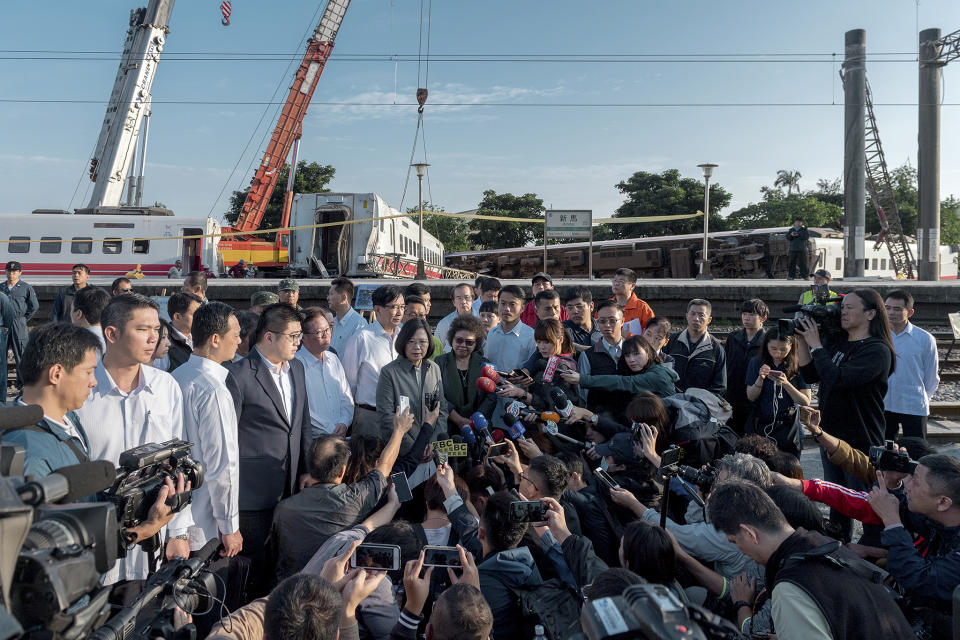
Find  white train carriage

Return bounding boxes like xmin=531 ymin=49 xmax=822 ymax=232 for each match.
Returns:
xmin=288 ymin=192 xmax=447 ymax=278
xmin=0 ymin=209 xmax=221 ymax=277
xmin=814 ymin=237 xmax=958 ymax=280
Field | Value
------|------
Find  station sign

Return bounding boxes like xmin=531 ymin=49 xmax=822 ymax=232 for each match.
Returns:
xmin=545 ymin=210 xmax=592 ymax=240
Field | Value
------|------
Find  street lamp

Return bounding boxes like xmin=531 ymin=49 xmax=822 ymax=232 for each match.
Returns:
xmin=696 ymin=163 xmax=718 ymax=280
xmin=412 ymin=162 xmax=430 ymax=279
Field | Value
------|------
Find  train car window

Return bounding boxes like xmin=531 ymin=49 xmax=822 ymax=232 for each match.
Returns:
xmin=872 ymin=258 xmax=878 ymax=271
xmin=881 ymin=258 xmax=886 ymax=271
xmin=835 ymin=258 xmax=842 ymax=271
xmin=71 ymin=237 xmax=93 ymax=254
xmin=8 ymin=236 xmax=30 ymax=253
xmin=39 ymin=237 xmax=62 ymax=254
xmin=133 ymin=239 xmax=150 ymax=254
xmin=103 ymin=238 xmax=123 ymax=254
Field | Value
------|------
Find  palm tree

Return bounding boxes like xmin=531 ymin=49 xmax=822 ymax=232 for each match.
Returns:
xmin=775 ymin=169 xmax=802 ymax=196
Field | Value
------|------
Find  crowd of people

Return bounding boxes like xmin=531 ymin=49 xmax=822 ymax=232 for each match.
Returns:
xmin=1 ymin=260 xmax=957 ymax=640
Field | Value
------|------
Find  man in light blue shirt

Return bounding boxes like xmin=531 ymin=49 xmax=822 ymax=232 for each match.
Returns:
xmin=296 ymin=307 xmax=354 ymax=437
xmin=472 ymin=276 xmax=501 ymax=315
xmin=327 ymin=277 xmax=367 ymax=356
xmin=883 ymin=290 xmax=939 ymax=439
xmin=483 ymin=285 xmax=536 ymax=426
xmin=434 ymin=282 xmax=475 ymax=352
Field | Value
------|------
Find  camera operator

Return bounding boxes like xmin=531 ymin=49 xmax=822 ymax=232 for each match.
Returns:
xmin=708 ymin=481 xmax=913 ymax=640
xmin=75 ymin=293 xmax=194 ymax=602
xmin=795 ymin=288 xmax=895 ymax=535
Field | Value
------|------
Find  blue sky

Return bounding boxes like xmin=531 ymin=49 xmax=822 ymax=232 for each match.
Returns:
xmin=2 ymin=0 xmax=959 ymax=227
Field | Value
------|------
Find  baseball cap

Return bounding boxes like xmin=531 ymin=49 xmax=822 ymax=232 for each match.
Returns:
xmin=238 ymin=259 xmax=245 ymax=265
xmin=593 ymin=432 xmax=642 ymax=466
xmin=531 ymin=272 xmax=553 ymax=285
xmin=278 ymin=278 xmax=299 ymax=291
xmin=811 ymin=269 xmax=832 ymax=280
xmin=250 ymin=291 xmax=279 ymax=307
xmin=5 ymin=261 xmax=22 ymax=272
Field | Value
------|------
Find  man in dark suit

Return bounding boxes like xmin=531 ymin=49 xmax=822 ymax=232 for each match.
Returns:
xmin=226 ymin=303 xmax=313 ymax=593
xmin=166 ymin=291 xmax=202 ymax=372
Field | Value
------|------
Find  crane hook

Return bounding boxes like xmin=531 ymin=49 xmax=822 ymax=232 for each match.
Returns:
xmin=221 ymin=0 xmax=232 ymax=26
xmin=416 ymin=88 xmax=428 ymax=114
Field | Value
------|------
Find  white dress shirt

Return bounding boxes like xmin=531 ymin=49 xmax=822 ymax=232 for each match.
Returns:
xmin=483 ymin=320 xmax=537 ymax=427
xmin=434 ymin=311 xmax=465 ymax=353
xmin=76 ymin=362 xmax=193 ymax=584
xmin=257 ymin=351 xmax=295 ymax=424
xmin=295 ymin=348 xmax=354 ymax=436
xmin=172 ymin=326 xmax=193 ymax=349
xmin=331 ymin=307 xmax=367 ymax=356
xmin=341 ymin=320 xmax=400 ymax=406
xmin=172 ymin=355 xmax=240 ymax=551
xmin=87 ymin=325 xmax=106 ymax=352
xmin=884 ymin=322 xmax=940 ymax=416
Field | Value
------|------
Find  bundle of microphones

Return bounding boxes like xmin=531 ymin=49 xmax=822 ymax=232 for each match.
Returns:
xmin=456 ymin=364 xmax=588 ymax=455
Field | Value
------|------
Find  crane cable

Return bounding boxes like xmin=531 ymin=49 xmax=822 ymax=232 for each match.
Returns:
xmin=398 ymin=0 xmax=433 ymax=214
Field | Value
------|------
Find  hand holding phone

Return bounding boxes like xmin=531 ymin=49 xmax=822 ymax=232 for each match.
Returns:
xmin=422 ymin=545 xmax=463 ymax=568
xmin=767 ymin=370 xmax=785 ymax=380
xmin=350 ymin=543 xmax=401 ymax=571
xmin=390 ymin=472 xmax=414 ymax=502
xmin=398 ymin=395 xmax=410 ymax=414
xmin=593 ymin=467 xmax=621 ymax=490
xmin=509 ymin=500 xmax=548 ymax=523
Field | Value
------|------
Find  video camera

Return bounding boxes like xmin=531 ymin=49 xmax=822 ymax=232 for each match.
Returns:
xmin=105 ymin=440 xmax=204 ymax=536
xmin=868 ymin=440 xmax=918 ymax=474
xmin=779 ymin=283 xmax=845 ymax=343
xmin=574 ymin=583 xmax=746 ymax=640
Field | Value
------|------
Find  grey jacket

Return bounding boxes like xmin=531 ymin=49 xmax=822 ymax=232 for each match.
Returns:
xmin=375 ymin=357 xmax=448 ymax=452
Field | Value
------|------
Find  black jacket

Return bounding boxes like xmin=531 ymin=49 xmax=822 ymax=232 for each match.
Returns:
xmin=785 ymin=225 xmax=809 ymax=252
xmin=665 ymin=330 xmax=727 ymax=395
xmin=167 ymin=330 xmax=192 ymax=373
xmin=723 ymin=327 xmax=765 ymax=409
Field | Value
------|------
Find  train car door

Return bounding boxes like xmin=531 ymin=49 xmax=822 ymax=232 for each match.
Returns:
xmin=313 ymin=208 xmax=345 ymax=275
xmin=181 ymin=228 xmax=202 ymax=273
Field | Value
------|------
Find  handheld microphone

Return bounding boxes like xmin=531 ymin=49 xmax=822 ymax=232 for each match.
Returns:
xmin=548 ymin=387 xmax=574 ymax=420
xmin=480 ymin=365 xmax=501 ymax=383
xmin=471 ymin=412 xmax=495 ymax=445
xmin=16 ymin=460 xmax=118 ymax=506
xmin=507 ymin=400 xmax=537 ymax=420
xmin=502 ymin=413 xmax=527 ymax=441
xmin=540 ymin=411 xmax=562 ymax=424
xmin=476 ymin=377 xmax=497 ymax=394
xmin=542 ymin=421 xmax=588 ymax=448
xmin=542 ymin=356 xmax=561 ymax=383
xmin=459 ymin=424 xmax=477 ymax=447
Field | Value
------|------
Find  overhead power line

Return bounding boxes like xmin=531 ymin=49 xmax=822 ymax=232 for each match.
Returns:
xmin=1 ymin=99 xmax=957 ymax=107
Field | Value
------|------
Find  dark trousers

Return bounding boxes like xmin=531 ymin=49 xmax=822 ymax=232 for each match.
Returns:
xmin=788 ymin=251 xmax=807 ymax=279
xmin=239 ymin=508 xmax=276 ymax=599
xmin=884 ymin=411 xmax=928 ymax=440
xmin=820 ymin=448 xmax=869 ymax=541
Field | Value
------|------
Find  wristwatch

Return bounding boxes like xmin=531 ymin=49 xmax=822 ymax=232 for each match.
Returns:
xmin=589 ymin=413 xmax=599 ymax=425
xmin=171 ymin=533 xmax=189 ymax=541
xmin=809 ymin=346 xmax=822 ymax=354
xmin=732 ymin=600 xmax=752 ymax=611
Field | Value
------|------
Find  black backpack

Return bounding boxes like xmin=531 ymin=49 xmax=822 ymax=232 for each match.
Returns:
xmin=507 ymin=578 xmax=582 ymax=640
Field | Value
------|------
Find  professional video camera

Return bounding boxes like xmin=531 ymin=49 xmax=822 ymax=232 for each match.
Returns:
xmin=868 ymin=440 xmax=918 ymax=474
xmin=676 ymin=465 xmax=718 ymax=494
xmin=105 ymin=440 xmax=204 ymax=538
xmin=573 ymin=583 xmax=747 ymax=640
xmin=779 ymin=283 xmax=845 ymax=343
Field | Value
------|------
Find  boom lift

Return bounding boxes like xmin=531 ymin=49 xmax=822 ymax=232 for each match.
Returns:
xmin=80 ymin=0 xmax=175 ymax=216
xmin=218 ymin=0 xmax=352 ymax=272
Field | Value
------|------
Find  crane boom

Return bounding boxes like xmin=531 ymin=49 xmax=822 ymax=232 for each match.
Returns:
xmin=233 ymin=0 xmax=352 ymax=234
xmin=86 ymin=0 xmax=175 ymax=210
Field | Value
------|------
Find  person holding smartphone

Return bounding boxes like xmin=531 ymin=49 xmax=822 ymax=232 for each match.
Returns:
xmin=744 ymin=329 xmax=811 ymax=457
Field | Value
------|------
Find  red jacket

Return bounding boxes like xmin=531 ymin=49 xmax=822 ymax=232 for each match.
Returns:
xmin=801 ymin=478 xmax=882 ymax=525
xmin=520 ymin=300 xmax=568 ymax=327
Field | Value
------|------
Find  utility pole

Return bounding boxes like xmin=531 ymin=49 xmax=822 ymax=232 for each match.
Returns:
xmin=843 ymin=29 xmax=867 ymax=278
xmin=412 ymin=163 xmax=429 ymax=279
xmin=918 ymin=28 xmax=943 ymax=281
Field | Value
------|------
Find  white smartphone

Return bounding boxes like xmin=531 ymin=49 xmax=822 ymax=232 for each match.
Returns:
xmin=399 ymin=395 xmax=410 ymax=414
xmin=422 ymin=545 xmax=463 ymax=568
xmin=350 ymin=543 xmax=401 ymax=571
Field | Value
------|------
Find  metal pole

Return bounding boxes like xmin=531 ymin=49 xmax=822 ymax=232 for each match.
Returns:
xmin=416 ymin=173 xmax=425 ymax=279
xmin=588 ymin=226 xmax=594 ymax=279
xmin=918 ymin=28 xmax=942 ymax=281
xmin=543 ymin=217 xmax=548 ymax=273
xmin=843 ymin=29 xmax=867 ymax=278
xmin=135 ymin=111 xmax=151 ymax=206
xmin=700 ymin=175 xmax=711 ymax=278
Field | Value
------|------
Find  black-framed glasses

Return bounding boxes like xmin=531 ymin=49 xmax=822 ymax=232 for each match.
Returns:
xmin=268 ymin=330 xmax=303 ymax=341
xmin=304 ymin=329 xmax=332 ymax=337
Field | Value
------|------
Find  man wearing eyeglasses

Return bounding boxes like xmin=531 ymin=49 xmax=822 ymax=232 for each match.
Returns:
xmin=296 ymin=307 xmax=353 ymax=437
xmin=611 ymin=268 xmax=654 ymax=332
xmin=226 ymin=303 xmax=313 ymax=596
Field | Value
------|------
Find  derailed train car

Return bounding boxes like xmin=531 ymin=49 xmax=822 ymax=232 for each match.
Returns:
xmin=444 ymin=227 xmax=958 ymax=280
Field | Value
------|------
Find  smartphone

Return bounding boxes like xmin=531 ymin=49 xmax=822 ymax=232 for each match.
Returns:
xmin=422 ymin=545 xmax=463 ymax=568
xmin=398 ymin=395 xmax=410 ymax=414
xmin=350 ymin=543 xmax=401 ymax=571
xmin=509 ymin=500 xmax=548 ymax=523
xmin=390 ymin=471 xmax=413 ymax=503
xmin=593 ymin=467 xmax=620 ymax=490
xmin=433 ymin=449 xmax=448 ymax=468
xmin=488 ymin=442 xmax=510 ymax=457
xmin=767 ymin=370 xmax=785 ymax=380
xmin=659 ymin=445 xmax=683 ymax=468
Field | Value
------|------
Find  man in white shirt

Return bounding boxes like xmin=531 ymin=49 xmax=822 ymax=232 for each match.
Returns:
xmin=181 ymin=271 xmax=208 ymax=302
xmin=296 ymin=307 xmax=354 ymax=437
xmin=172 ymin=301 xmax=243 ymax=557
xmin=75 ymin=293 xmax=193 ymax=599
xmin=484 ymin=285 xmax=536 ymax=427
xmin=434 ymin=282 xmax=475 ymax=352
xmin=883 ymin=289 xmax=939 ymax=439
xmin=70 ymin=286 xmax=111 ymax=352
xmin=168 ymin=259 xmax=183 ymax=278
xmin=471 ymin=276 xmax=501 ymax=315
xmin=327 ymin=276 xmax=367 ymax=356
xmin=341 ymin=285 xmax=404 ymax=437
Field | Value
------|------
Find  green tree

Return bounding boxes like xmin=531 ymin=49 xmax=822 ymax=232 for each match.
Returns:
xmin=942 ymin=196 xmax=960 ymax=245
xmin=595 ymin=169 xmax=731 ymax=240
xmin=865 ymin=163 xmax=918 ymax=237
xmin=406 ymin=202 xmax=471 ymax=253
xmin=774 ymin=169 xmax=802 ymax=196
xmin=225 ymin=161 xmax=335 ymax=239
xmin=727 ymin=186 xmax=843 ymax=229
xmin=467 ymin=190 xmax=545 ymax=250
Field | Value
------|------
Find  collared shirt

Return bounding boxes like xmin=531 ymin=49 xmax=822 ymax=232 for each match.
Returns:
xmin=172 ymin=355 xmax=240 ymax=551
xmin=341 ymin=320 xmax=400 ymax=406
xmin=884 ymin=322 xmax=940 ymax=416
xmin=483 ymin=321 xmax=537 ymax=427
xmin=87 ymin=325 xmax=106 ymax=352
xmin=295 ymin=348 xmax=354 ymax=436
xmin=614 ymin=292 xmax=655 ymax=330
xmin=563 ymin=319 xmax=602 ymax=348
xmin=171 ymin=326 xmax=193 ymax=350
xmin=434 ymin=310 xmax=457 ymax=352
xmin=75 ymin=362 xmax=192 ymax=583
xmin=0 ymin=280 xmax=38 ymax=321
xmin=257 ymin=351 xmax=294 ymax=424
xmin=331 ymin=307 xmax=368 ymax=356
xmin=16 ymin=397 xmax=82 ymax=441
xmin=577 ymin=337 xmax=623 ymax=377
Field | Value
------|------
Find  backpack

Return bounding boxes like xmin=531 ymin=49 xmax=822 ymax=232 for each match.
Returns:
xmin=662 ymin=393 xmax=737 ymax=468
xmin=507 ymin=579 xmax=582 ymax=640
